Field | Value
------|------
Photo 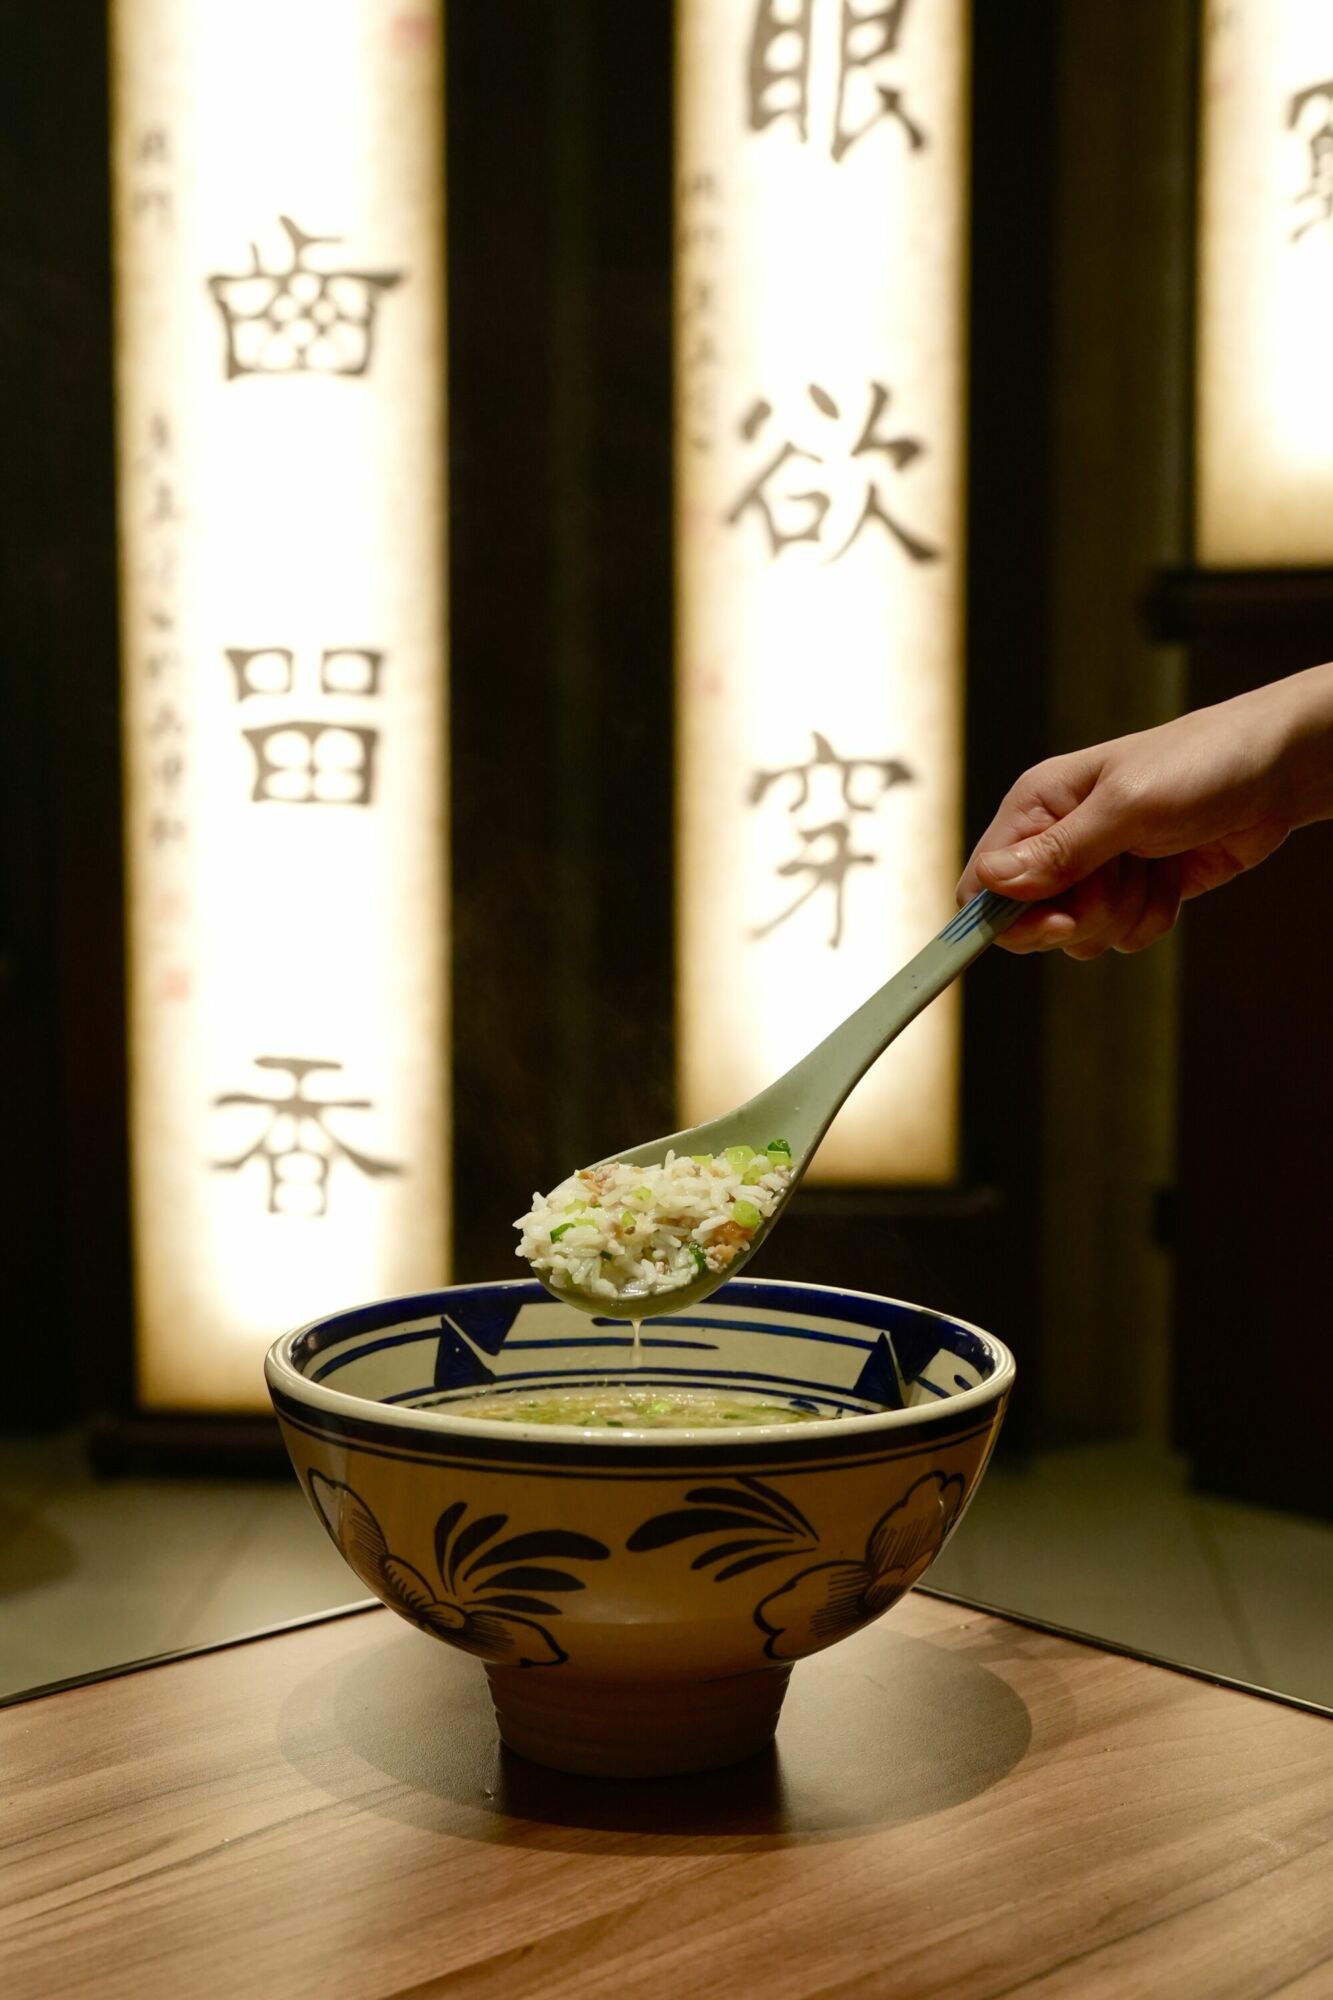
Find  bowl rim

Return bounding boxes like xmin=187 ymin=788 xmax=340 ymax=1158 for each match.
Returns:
xmin=264 ymin=1276 xmax=1016 ymax=1448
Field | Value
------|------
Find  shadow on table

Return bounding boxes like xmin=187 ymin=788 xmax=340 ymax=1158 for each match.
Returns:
xmin=275 ymin=1615 xmax=1033 ymax=1853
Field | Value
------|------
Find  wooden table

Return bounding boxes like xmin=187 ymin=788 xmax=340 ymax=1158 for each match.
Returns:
xmin=2 ymin=1592 xmax=1331 ymax=1999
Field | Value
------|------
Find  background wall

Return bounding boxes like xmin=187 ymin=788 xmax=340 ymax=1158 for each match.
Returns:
xmin=1 ymin=0 xmax=1317 ymax=1481
xmin=1036 ymin=0 xmax=1194 ymax=1443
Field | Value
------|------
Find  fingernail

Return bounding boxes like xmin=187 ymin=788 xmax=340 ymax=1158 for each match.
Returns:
xmin=979 ymin=847 xmax=1029 ymax=885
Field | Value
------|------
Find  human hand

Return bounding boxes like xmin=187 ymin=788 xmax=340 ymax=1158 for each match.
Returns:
xmin=955 ymin=664 xmax=1333 ymax=957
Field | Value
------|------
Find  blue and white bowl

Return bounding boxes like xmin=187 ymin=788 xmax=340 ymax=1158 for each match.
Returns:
xmin=266 ymin=1277 xmax=1014 ymax=1776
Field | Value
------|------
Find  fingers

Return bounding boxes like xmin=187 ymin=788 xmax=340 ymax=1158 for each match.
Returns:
xmin=973 ymin=785 xmax=1135 ymax=902
xmin=992 ymin=904 xmax=1079 ymax=953
xmin=1114 ymin=854 xmax=1182 ymax=953
xmin=993 ymin=856 xmax=1183 ymax=958
xmin=955 ymin=751 xmax=1106 ymax=906
xmin=993 ymin=860 xmax=1122 ymax=956
xmin=1062 ymin=857 xmax=1150 ymax=961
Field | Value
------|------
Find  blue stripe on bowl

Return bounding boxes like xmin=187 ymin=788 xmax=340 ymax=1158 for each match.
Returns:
xmin=270 ymin=1380 xmax=1007 ymax=1470
xmin=291 ymin=1279 xmax=996 ymax=1368
xmin=594 ymin=1315 xmax=874 ymax=1351
xmin=505 ymin=1334 xmax=720 ymax=1352
xmin=312 ymin=1327 xmax=441 ymax=1382
xmin=287 ymin=1280 xmax=1002 ymax=1415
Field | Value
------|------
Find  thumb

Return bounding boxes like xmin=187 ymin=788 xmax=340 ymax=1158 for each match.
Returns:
xmin=974 ymin=794 xmax=1128 ymax=900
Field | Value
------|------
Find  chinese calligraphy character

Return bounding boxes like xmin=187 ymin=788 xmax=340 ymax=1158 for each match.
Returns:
xmin=226 ymin=647 xmax=295 ymax=700
xmin=242 ymin=723 xmax=380 ymax=806
xmin=1288 ymin=80 xmax=1333 ymax=242
xmin=831 ymin=0 xmax=926 ymax=162
xmin=752 ymin=820 xmax=876 ymax=948
xmin=726 ymin=380 xmax=940 ymax=565
xmin=131 ymin=124 xmax=173 ymax=224
xmin=212 ymin=1056 xmax=402 ymax=1217
xmin=317 ymin=647 xmax=384 ymax=696
xmin=135 ymin=412 xmax=188 ymax=850
xmin=207 ymin=216 xmax=404 ymax=379
xmin=746 ymin=0 xmax=926 ymax=163
xmin=679 ymin=172 xmax=724 ymax=453
xmin=225 ymin=647 xmax=385 ymax=805
xmin=148 ymin=700 xmax=184 ymax=740
xmin=748 ymin=0 xmax=815 ymax=143
xmin=749 ymin=731 xmax=913 ymax=948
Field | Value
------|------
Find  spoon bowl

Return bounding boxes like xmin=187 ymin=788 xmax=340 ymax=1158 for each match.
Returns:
xmin=531 ymin=889 xmax=1024 ymax=1316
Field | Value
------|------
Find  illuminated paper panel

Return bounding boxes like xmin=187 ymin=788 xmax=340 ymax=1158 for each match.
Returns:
xmin=676 ymin=0 xmax=967 ymax=1183
xmin=1198 ymin=1 xmax=1333 ymax=564
xmin=112 ymin=0 xmax=448 ymax=1410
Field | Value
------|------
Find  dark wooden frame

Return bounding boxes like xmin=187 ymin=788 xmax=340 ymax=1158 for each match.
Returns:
xmin=0 ymin=0 xmax=130 ymax=1433
xmin=1140 ymin=15 xmax=1333 ymax=1520
xmin=1147 ymin=573 xmax=1333 ymax=1520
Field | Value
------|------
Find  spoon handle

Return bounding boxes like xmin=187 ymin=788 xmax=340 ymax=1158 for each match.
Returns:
xmin=754 ymin=889 xmax=1027 ymax=1158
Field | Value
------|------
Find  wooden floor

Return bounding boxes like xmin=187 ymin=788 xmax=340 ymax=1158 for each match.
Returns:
xmin=2 ymin=1593 xmax=1331 ymax=1999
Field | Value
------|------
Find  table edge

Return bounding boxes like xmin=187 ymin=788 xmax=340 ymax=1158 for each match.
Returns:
xmin=5 ymin=1583 xmax=1331 ymax=1720
xmin=916 ymin=1584 xmax=1333 ymax=1721
xmin=0 ymin=1598 xmax=381 ymax=1712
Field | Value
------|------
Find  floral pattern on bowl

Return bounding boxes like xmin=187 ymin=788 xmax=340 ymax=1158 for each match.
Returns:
xmin=624 ymin=1467 xmax=965 ymax=1663
xmin=623 ymin=1473 xmax=820 ymax=1579
xmin=310 ymin=1471 xmax=611 ymax=1668
xmin=754 ymin=1470 xmax=965 ymax=1660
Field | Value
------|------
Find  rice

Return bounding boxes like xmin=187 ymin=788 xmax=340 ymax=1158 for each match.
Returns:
xmin=514 ymin=1141 xmax=794 ymax=1302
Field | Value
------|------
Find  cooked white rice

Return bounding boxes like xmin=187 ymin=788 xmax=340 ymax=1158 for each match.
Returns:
xmin=514 ymin=1142 xmax=793 ymax=1302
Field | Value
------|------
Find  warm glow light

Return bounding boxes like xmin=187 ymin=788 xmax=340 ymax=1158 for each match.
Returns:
xmin=111 ymin=0 xmax=448 ymax=1410
xmin=676 ymin=0 xmax=968 ymax=1183
xmin=1198 ymin=0 xmax=1333 ymax=564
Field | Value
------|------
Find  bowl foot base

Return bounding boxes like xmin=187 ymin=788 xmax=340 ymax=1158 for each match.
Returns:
xmin=486 ymin=1663 xmax=794 ymax=1778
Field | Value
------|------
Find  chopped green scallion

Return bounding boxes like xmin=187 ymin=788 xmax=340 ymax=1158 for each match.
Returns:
xmin=732 ymin=1199 xmax=761 ymax=1230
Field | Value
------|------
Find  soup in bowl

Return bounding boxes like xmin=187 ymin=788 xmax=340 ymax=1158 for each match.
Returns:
xmin=265 ymin=1277 xmax=1014 ymax=1776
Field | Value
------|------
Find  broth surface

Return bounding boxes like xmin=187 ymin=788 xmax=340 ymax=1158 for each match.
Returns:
xmin=447 ymin=1384 xmax=830 ymax=1429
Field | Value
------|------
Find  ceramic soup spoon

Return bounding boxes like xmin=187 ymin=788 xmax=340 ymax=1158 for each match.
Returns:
xmin=528 ymin=888 xmax=1025 ymax=1316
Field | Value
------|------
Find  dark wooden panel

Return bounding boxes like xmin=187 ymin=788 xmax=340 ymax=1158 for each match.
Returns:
xmin=1165 ymin=611 xmax=1333 ymax=1517
xmin=446 ymin=1 xmax=675 ymax=1284
xmin=1147 ymin=566 xmax=1333 ymax=639
xmin=0 ymin=0 xmax=131 ymax=1426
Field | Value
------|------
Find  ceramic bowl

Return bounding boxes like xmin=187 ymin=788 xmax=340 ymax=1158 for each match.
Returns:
xmin=266 ymin=1277 xmax=1014 ymax=1777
